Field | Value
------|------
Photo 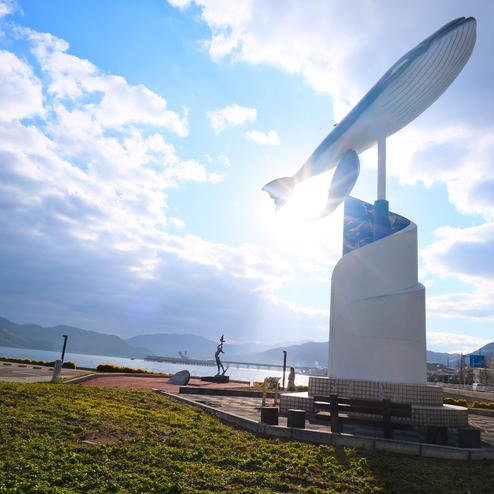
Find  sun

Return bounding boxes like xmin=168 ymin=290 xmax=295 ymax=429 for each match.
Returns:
xmin=260 ymin=173 xmax=342 ymax=253
xmin=278 ymin=176 xmax=330 ymax=224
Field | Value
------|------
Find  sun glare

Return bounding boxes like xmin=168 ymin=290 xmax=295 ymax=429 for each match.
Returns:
xmin=260 ymin=173 xmax=342 ymax=253
xmin=279 ymin=176 xmax=330 ymax=224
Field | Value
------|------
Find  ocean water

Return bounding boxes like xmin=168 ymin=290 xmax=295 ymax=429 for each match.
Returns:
xmin=0 ymin=346 xmax=309 ymax=386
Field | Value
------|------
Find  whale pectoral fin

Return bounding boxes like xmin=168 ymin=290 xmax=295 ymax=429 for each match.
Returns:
xmin=262 ymin=176 xmax=296 ymax=210
xmin=314 ymin=150 xmax=360 ymax=219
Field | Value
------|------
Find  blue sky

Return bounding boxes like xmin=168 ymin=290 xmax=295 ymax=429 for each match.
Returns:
xmin=0 ymin=0 xmax=492 ymax=353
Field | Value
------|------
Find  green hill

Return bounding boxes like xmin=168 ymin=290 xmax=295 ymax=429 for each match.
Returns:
xmin=0 ymin=317 xmax=149 ymax=358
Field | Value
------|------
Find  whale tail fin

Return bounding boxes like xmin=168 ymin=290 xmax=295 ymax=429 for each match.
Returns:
xmin=312 ymin=149 xmax=360 ymax=221
xmin=262 ymin=176 xmax=296 ymax=210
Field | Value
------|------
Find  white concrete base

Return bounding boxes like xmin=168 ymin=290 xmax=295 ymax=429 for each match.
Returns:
xmin=51 ymin=359 xmax=63 ymax=381
xmin=329 ymin=221 xmax=426 ymax=384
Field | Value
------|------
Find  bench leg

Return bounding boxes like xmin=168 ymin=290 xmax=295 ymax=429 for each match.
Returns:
xmin=329 ymin=395 xmax=341 ymax=433
xmin=458 ymin=428 xmax=481 ymax=448
xmin=426 ymin=426 xmax=448 ymax=445
xmin=287 ymin=409 xmax=305 ymax=428
xmin=260 ymin=406 xmax=278 ymax=425
xmin=382 ymin=399 xmax=393 ymax=439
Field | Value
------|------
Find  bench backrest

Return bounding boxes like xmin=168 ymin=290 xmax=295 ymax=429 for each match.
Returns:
xmin=313 ymin=395 xmax=411 ymax=418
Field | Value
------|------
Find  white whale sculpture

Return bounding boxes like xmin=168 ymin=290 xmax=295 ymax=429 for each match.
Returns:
xmin=263 ymin=17 xmax=476 ymax=217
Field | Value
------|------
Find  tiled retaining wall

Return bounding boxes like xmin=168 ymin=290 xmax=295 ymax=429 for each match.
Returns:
xmin=309 ymin=377 xmax=443 ymax=406
xmin=280 ymin=392 xmax=315 ymax=415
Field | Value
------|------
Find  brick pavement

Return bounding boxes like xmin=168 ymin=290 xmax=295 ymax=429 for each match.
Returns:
xmin=75 ymin=374 xmax=250 ymax=393
xmin=171 ymin=392 xmax=494 ymax=448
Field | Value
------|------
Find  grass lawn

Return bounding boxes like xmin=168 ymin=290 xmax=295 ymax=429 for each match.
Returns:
xmin=0 ymin=383 xmax=492 ymax=494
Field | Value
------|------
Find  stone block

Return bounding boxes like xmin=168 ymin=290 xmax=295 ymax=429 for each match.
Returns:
xmin=469 ymin=449 xmax=494 ymax=461
xmin=287 ymin=409 xmax=306 ymax=428
xmin=426 ymin=426 xmax=448 ymax=445
xmin=264 ymin=425 xmax=291 ymax=439
xmin=458 ymin=428 xmax=481 ymax=449
xmin=261 ymin=406 xmax=278 ymax=425
xmin=168 ymin=370 xmax=190 ymax=385
xmin=421 ymin=445 xmax=469 ymax=460
xmin=292 ymin=428 xmax=333 ymax=445
xmin=200 ymin=375 xmax=229 ymax=383
xmin=332 ymin=433 xmax=375 ymax=450
xmin=375 ymin=439 xmax=420 ymax=456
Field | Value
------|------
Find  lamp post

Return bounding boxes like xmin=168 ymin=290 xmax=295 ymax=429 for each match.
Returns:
xmin=61 ymin=334 xmax=68 ymax=362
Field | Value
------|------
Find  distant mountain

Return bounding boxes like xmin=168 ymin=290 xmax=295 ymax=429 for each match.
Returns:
xmin=2 ymin=314 xmax=491 ymax=367
xmin=0 ymin=317 xmax=150 ymax=358
xmin=470 ymin=342 xmax=494 ymax=355
xmin=230 ymin=343 xmax=488 ymax=369
xmin=426 ymin=350 xmax=460 ymax=367
xmin=127 ymin=333 xmax=218 ymax=359
xmin=126 ymin=334 xmax=305 ymax=359
xmin=425 ymin=342 xmax=494 ymax=367
xmin=230 ymin=341 xmax=329 ymax=368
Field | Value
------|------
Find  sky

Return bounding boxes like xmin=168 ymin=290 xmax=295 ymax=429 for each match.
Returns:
xmin=0 ymin=0 xmax=492 ymax=353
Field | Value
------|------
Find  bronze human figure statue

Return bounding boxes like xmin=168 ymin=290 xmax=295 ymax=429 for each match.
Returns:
xmin=215 ymin=334 xmax=226 ymax=376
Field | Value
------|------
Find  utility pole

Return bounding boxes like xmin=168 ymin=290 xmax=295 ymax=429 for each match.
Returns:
xmin=282 ymin=351 xmax=287 ymax=390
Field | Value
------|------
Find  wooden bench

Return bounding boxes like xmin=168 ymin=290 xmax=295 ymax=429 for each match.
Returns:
xmin=313 ymin=394 xmax=412 ymax=439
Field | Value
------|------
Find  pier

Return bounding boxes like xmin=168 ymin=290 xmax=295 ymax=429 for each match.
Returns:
xmin=143 ymin=355 xmax=326 ymax=375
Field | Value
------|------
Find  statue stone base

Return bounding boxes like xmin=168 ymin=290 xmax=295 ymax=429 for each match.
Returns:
xmin=200 ymin=375 xmax=229 ymax=383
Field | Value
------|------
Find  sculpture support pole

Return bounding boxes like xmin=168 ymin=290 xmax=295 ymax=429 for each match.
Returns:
xmin=377 ymin=137 xmax=386 ymax=200
xmin=374 ymin=137 xmax=390 ymax=241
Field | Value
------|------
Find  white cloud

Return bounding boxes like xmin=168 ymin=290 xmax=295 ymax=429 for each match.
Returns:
xmin=206 ymin=103 xmax=257 ymax=132
xmin=427 ymin=291 xmax=493 ymax=321
xmin=427 ymin=331 xmax=490 ymax=354
xmin=218 ymin=154 xmax=231 ymax=167
xmin=421 ymin=223 xmax=493 ymax=285
xmin=169 ymin=217 xmax=186 ymax=229
xmin=20 ymin=27 xmax=189 ymax=137
xmin=0 ymin=50 xmax=44 ymax=121
xmin=168 ymin=0 xmax=192 ymax=8
xmin=0 ymin=0 xmax=17 ymax=19
xmin=387 ymin=126 xmax=493 ymax=220
xmin=0 ymin=22 xmax=330 ymax=343
xmin=246 ymin=129 xmax=280 ymax=145
xmin=421 ymin=223 xmax=494 ymax=321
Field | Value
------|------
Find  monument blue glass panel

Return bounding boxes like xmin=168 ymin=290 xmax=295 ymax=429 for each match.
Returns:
xmin=343 ymin=197 xmax=410 ymax=255
xmin=469 ymin=355 xmax=485 ymax=369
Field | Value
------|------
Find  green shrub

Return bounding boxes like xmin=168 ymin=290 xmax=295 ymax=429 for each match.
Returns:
xmin=0 ymin=356 xmax=76 ymax=369
xmin=95 ymin=364 xmax=160 ymax=374
xmin=444 ymin=397 xmax=494 ymax=409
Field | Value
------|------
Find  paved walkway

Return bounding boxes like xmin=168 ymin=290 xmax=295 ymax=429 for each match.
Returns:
xmin=0 ymin=362 xmax=89 ymax=382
